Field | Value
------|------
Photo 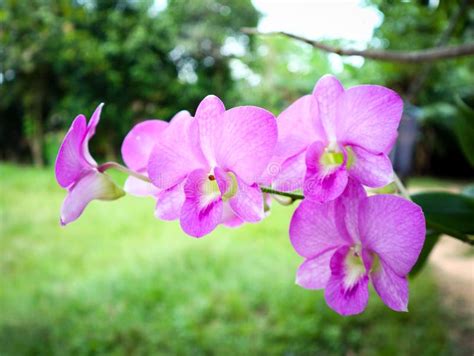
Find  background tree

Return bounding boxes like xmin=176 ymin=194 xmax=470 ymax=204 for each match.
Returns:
xmin=0 ymin=0 xmax=259 ymax=165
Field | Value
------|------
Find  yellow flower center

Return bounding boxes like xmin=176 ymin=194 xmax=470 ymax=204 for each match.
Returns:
xmin=202 ymin=171 xmax=238 ymax=203
xmin=319 ymin=146 xmax=355 ymax=170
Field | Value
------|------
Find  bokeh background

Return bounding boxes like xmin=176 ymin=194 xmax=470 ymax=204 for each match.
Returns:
xmin=0 ymin=0 xmax=473 ymax=355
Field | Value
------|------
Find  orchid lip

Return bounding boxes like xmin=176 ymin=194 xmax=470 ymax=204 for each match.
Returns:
xmin=221 ymin=172 xmax=238 ymax=201
xmin=200 ymin=170 xmax=238 ymax=206
xmin=319 ymin=145 xmax=356 ymax=170
xmin=343 ymin=245 xmax=367 ymax=289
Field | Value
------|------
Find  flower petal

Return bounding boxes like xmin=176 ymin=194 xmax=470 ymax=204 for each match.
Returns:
xmin=83 ymin=103 xmax=104 ymax=166
xmin=228 ymin=175 xmax=264 ymax=223
xmin=359 ymin=195 xmax=426 ymax=276
xmin=60 ymin=171 xmax=125 ymax=225
xmin=86 ymin=103 xmax=103 ymax=138
xmin=312 ymin=74 xmax=344 ymax=142
xmin=55 ymin=114 xmax=91 ymax=188
xmin=124 ymin=176 xmax=160 ymax=197
xmin=221 ymin=203 xmax=244 ymax=228
xmin=348 ymin=146 xmax=393 ymax=188
xmin=289 ymin=199 xmax=350 ymax=259
xmin=336 ymin=85 xmax=403 ymax=154
xmin=214 ymin=106 xmax=278 ymax=184
xmin=303 ymin=141 xmax=348 ymax=202
xmin=296 ymin=248 xmax=336 ymax=290
xmin=195 ymin=95 xmax=226 ymax=167
xmin=371 ymin=259 xmax=409 ymax=312
xmin=148 ymin=111 xmax=207 ymax=189
xmin=325 ymin=246 xmax=369 ymax=316
xmin=180 ymin=169 xmax=223 ymax=237
xmin=273 ymin=95 xmax=325 ymax=163
xmin=122 ymin=120 xmax=169 ymax=172
xmin=335 ymin=178 xmax=366 ymax=244
xmin=155 ymin=182 xmax=185 ymax=221
xmin=272 ymin=151 xmax=306 ymax=192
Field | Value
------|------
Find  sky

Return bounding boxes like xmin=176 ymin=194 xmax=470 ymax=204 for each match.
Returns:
xmin=252 ymin=0 xmax=382 ymax=44
xmin=153 ymin=0 xmax=382 ymax=44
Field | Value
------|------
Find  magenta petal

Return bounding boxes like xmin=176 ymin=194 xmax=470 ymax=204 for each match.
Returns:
xmin=180 ymin=169 xmax=223 ymax=237
xmin=337 ymin=85 xmax=403 ymax=154
xmin=228 ymin=176 xmax=264 ymax=223
xmin=296 ymin=248 xmax=336 ymax=290
xmin=55 ymin=114 xmax=91 ymax=188
xmin=83 ymin=103 xmax=104 ymax=166
xmin=290 ymin=199 xmax=350 ymax=259
xmin=124 ymin=176 xmax=160 ymax=197
xmin=155 ymin=182 xmax=185 ymax=221
xmin=213 ymin=167 xmax=264 ymax=223
xmin=221 ymin=203 xmax=244 ymax=228
xmin=348 ymin=146 xmax=393 ymax=188
xmin=86 ymin=103 xmax=104 ymax=140
xmin=277 ymin=95 xmax=326 ymax=160
xmin=195 ymin=95 xmax=226 ymax=166
xmin=312 ymin=75 xmax=344 ymax=142
xmin=325 ymin=246 xmax=369 ymax=316
xmin=60 ymin=171 xmax=125 ymax=225
xmin=272 ymin=151 xmax=306 ymax=192
xmin=214 ymin=167 xmax=231 ymax=195
xmin=335 ymin=179 xmax=366 ymax=244
xmin=359 ymin=195 xmax=426 ymax=276
xmin=214 ymin=106 xmax=278 ymax=184
xmin=148 ymin=111 xmax=207 ymax=189
xmin=303 ymin=141 xmax=348 ymax=202
xmin=122 ymin=120 xmax=169 ymax=171
xmin=371 ymin=260 xmax=409 ymax=312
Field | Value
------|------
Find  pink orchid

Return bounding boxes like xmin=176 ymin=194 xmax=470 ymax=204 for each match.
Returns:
xmin=148 ymin=95 xmax=278 ymax=237
xmin=121 ymin=115 xmax=186 ymax=220
xmin=55 ymin=104 xmax=124 ymax=225
xmin=290 ymin=179 xmax=425 ymax=315
xmin=266 ymin=75 xmax=403 ymax=202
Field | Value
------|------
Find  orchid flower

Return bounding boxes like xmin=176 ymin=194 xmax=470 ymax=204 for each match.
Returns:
xmin=121 ymin=115 xmax=187 ymax=220
xmin=289 ymin=179 xmax=425 ymax=315
xmin=148 ymin=95 xmax=278 ymax=237
xmin=265 ymin=75 xmax=403 ymax=202
xmin=55 ymin=104 xmax=124 ymax=225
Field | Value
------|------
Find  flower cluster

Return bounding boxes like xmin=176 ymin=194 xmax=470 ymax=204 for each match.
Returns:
xmin=55 ymin=75 xmax=425 ymax=315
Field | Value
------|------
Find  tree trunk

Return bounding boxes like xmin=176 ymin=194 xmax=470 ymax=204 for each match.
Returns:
xmin=23 ymin=91 xmax=45 ymax=167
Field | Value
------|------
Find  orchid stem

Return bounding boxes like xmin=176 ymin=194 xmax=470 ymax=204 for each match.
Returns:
xmin=98 ymin=162 xmax=151 ymax=183
xmin=393 ymin=173 xmax=411 ymax=200
xmin=260 ymin=187 xmax=305 ymax=201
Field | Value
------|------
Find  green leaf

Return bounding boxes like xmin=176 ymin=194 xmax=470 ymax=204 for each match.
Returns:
xmin=410 ymin=231 xmax=440 ymax=277
xmin=411 ymin=192 xmax=474 ymax=244
xmin=453 ymin=96 xmax=474 ymax=167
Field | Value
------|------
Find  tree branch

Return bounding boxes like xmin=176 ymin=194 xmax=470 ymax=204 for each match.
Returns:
xmin=241 ymin=28 xmax=474 ymax=63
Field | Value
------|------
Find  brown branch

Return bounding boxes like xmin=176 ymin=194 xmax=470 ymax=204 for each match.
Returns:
xmin=241 ymin=28 xmax=474 ymax=63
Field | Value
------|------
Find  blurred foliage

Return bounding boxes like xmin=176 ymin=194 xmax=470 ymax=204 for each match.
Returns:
xmin=0 ymin=0 xmax=259 ymax=164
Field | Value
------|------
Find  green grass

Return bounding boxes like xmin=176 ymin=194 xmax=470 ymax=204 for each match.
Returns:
xmin=0 ymin=164 xmax=454 ymax=355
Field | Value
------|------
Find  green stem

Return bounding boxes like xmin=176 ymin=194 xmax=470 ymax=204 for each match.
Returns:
xmin=393 ymin=173 xmax=411 ymax=201
xmin=98 ymin=162 xmax=151 ymax=183
xmin=260 ymin=187 xmax=304 ymax=201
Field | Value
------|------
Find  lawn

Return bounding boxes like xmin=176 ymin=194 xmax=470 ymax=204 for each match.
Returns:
xmin=0 ymin=164 xmax=455 ymax=355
